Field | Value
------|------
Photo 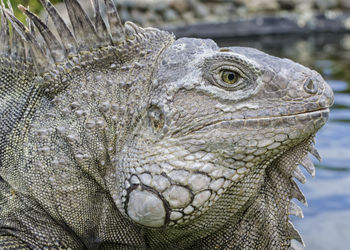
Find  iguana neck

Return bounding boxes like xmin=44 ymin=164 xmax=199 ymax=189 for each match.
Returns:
xmin=1 ymin=27 xmax=175 ymax=220
xmin=141 ymin=139 xmax=311 ymax=249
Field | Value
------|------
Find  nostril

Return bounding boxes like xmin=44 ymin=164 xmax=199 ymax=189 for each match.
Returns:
xmin=303 ymin=78 xmax=318 ymax=94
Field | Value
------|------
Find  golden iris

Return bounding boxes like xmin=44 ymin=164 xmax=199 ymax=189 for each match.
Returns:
xmin=220 ymin=70 xmax=238 ymax=84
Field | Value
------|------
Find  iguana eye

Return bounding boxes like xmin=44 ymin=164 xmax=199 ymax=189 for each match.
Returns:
xmin=213 ymin=67 xmax=246 ymax=90
xmin=203 ymin=57 xmax=256 ymax=91
xmin=220 ymin=70 xmax=238 ymax=84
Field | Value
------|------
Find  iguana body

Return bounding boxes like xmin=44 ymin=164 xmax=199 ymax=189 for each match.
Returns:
xmin=0 ymin=0 xmax=333 ymax=249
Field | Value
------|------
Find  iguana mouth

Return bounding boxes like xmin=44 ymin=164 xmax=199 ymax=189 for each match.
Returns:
xmin=176 ymin=108 xmax=329 ymax=136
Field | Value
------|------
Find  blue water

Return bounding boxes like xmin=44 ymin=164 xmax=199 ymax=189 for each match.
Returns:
xmin=294 ymin=67 xmax=350 ymax=248
xmin=216 ymin=34 xmax=350 ymax=249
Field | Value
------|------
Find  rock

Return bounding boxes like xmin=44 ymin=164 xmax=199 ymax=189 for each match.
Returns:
xmin=295 ymin=1 xmax=314 ymax=13
xmin=278 ymin=0 xmax=296 ymax=10
xmin=341 ymin=35 xmax=350 ymax=50
xmin=145 ymin=10 xmax=163 ymax=25
xmin=339 ymin=0 xmax=350 ymax=9
xmin=119 ymin=0 xmax=171 ymax=10
xmin=44 ymin=0 xmax=350 ymax=31
xmin=171 ymin=0 xmax=190 ymax=13
xmin=245 ymin=0 xmax=280 ymax=12
xmin=196 ymin=4 xmax=210 ymax=18
xmin=182 ymin=11 xmax=196 ymax=24
xmin=314 ymin=0 xmax=338 ymax=10
xmin=150 ymin=1 xmax=171 ymax=12
xmin=189 ymin=0 xmax=210 ymax=18
xmin=119 ymin=7 xmax=132 ymax=23
xmin=163 ymin=9 xmax=179 ymax=22
xmin=212 ymin=3 xmax=237 ymax=17
xmin=130 ymin=9 xmax=146 ymax=25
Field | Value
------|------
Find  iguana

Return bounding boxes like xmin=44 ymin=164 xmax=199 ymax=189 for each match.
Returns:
xmin=0 ymin=0 xmax=334 ymax=249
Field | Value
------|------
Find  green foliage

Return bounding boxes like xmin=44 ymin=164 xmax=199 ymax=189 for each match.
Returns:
xmin=8 ymin=0 xmax=63 ymax=22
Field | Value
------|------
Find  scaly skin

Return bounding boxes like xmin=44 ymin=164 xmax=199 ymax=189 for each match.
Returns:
xmin=0 ymin=0 xmax=333 ymax=249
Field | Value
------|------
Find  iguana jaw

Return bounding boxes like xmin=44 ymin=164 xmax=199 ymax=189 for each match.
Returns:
xmin=116 ymin=134 xmax=321 ymax=248
xmin=188 ymin=136 xmax=319 ymax=249
xmin=116 ymin=106 xmax=328 ymax=230
xmin=175 ymin=108 xmax=330 ymax=137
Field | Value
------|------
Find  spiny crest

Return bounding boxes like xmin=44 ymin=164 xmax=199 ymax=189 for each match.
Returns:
xmin=265 ymin=136 xmax=320 ymax=246
xmin=278 ymin=137 xmax=320 ymax=246
xmin=0 ymin=0 xmax=125 ymax=72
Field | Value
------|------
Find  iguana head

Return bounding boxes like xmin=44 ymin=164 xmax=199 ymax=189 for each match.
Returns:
xmin=119 ymin=36 xmax=333 ymax=234
xmin=0 ymin=0 xmax=333 ymax=248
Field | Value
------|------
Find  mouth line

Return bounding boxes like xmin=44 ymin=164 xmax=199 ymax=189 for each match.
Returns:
xmin=174 ymin=108 xmax=330 ymax=136
xmin=237 ymin=108 xmax=330 ymax=120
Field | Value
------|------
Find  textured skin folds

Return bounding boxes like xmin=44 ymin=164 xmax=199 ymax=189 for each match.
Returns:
xmin=0 ymin=1 xmax=333 ymax=249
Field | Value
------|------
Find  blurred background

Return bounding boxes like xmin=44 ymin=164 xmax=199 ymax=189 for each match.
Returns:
xmin=6 ymin=0 xmax=350 ymax=249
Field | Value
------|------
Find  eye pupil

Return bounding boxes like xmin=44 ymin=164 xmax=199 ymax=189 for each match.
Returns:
xmin=220 ymin=70 xmax=238 ymax=85
xmin=228 ymin=73 xmax=235 ymax=81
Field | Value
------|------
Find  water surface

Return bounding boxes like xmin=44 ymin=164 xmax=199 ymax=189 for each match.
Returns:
xmin=216 ymin=33 xmax=350 ymax=250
